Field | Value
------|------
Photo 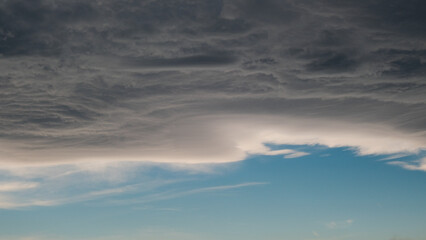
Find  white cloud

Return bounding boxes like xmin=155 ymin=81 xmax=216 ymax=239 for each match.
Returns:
xmin=284 ymin=151 xmax=310 ymax=158
xmin=0 ymin=169 xmax=185 ymax=209
xmin=0 ymin=182 xmax=39 ymax=192
xmin=260 ymin=148 xmax=310 ymax=158
xmin=388 ymin=158 xmax=426 ymax=172
xmin=0 ymin=197 xmax=57 ymax=209
xmin=379 ymin=153 xmax=412 ymax=161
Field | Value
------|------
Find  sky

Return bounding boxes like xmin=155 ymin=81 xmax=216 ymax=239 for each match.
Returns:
xmin=0 ymin=0 xmax=426 ymax=239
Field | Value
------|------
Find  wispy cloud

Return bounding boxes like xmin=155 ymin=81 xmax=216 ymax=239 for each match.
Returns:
xmin=379 ymin=153 xmax=412 ymax=161
xmin=326 ymin=219 xmax=354 ymax=229
xmin=284 ymin=151 xmax=310 ymax=158
xmin=0 ymin=169 xmax=187 ymax=209
xmin=0 ymin=161 xmax=267 ymax=209
xmin=261 ymin=148 xmax=310 ymax=158
xmin=111 ymin=182 xmax=269 ymax=205
xmin=388 ymin=158 xmax=426 ymax=172
xmin=0 ymin=197 xmax=57 ymax=209
xmin=0 ymin=182 xmax=39 ymax=192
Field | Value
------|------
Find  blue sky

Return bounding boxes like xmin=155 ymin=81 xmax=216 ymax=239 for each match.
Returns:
xmin=1 ymin=145 xmax=425 ymax=240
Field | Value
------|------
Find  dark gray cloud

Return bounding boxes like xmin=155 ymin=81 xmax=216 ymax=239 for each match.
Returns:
xmin=315 ymin=0 xmax=426 ymax=37
xmin=122 ymin=54 xmax=238 ymax=68
xmin=0 ymin=0 xmax=425 ymax=165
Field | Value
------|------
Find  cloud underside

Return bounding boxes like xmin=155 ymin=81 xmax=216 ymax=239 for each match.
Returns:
xmin=0 ymin=114 xmax=423 ymax=167
xmin=0 ymin=0 xmax=425 ymax=169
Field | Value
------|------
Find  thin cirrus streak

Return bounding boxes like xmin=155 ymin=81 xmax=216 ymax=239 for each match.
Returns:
xmin=108 ymin=182 xmax=269 ymax=206
xmin=0 ymin=181 xmax=267 ymax=209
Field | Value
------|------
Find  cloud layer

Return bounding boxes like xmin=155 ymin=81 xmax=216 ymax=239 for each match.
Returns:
xmin=0 ymin=0 xmax=425 ymax=170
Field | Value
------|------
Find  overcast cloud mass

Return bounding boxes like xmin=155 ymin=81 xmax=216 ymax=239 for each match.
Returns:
xmin=0 ymin=0 xmax=426 ymax=180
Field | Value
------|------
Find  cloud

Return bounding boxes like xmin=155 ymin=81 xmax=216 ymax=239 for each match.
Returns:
xmin=122 ymin=54 xmax=238 ymax=68
xmin=0 ymin=0 xmax=425 ymax=178
xmin=388 ymin=158 xmax=426 ymax=172
xmin=0 ymin=197 xmax=57 ymax=209
xmin=0 ymin=169 xmax=186 ymax=209
xmin=109 ymin=182 xmax=269 ymax=205
xmin=262 ymin=148 xmax=310 ymax=158
xmin=0 ymin=0 xmax=425 ymax=216
xmin=0 ymin=174 xmax=267 ymax=209
xmin=0 ymin=160 xmax=198 ymax=209
xmin=326 ymin=219 xmax=354 ymax=229
xmin=284 ymin=151 xmax=310 ymax=159
xmin=0 ymin=182 xmax=39 ymax=192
